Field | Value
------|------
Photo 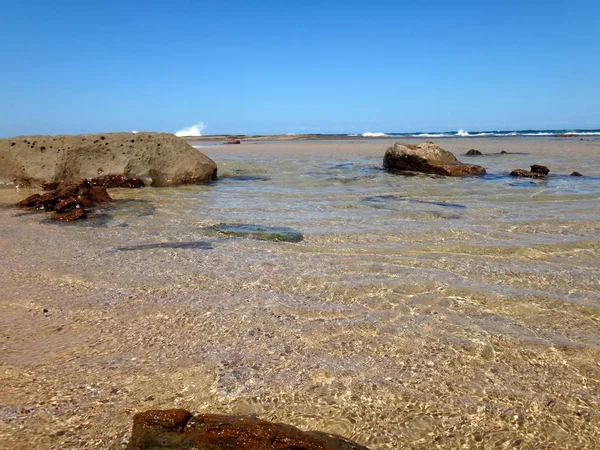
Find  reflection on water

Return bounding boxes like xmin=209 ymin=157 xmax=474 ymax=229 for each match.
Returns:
xmin=0 ymin=138 xmax=599 ymax=448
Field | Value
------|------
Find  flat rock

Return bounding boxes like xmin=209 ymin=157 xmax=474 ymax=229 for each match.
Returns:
xmin=383 ymin=142 xmax=486 ymax=176
xmin=209 ymin=223 xmax=304 ymax=242
xmin=127 ymin=409 xmax=369 ymax=450
xmin=0 ymin=132 xmax=217 ymax=187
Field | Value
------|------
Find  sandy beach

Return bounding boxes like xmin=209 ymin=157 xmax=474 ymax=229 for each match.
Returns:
xmin=1 ymin=137 xmax=599 ymax=449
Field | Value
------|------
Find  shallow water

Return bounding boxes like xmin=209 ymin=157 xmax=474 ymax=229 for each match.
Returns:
xmin=1 ymin=137 xmax=599 ymax=448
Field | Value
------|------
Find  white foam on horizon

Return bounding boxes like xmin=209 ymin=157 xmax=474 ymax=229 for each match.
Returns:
xmin=175 ymin=122 xmax=206 ymax=137
xmin=456 ymin=129 xmax=471 ymax=137
xmin=362 ymin=132 xmax=388 ymax=137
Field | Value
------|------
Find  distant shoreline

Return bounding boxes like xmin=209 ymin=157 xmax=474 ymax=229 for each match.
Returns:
xmin=182 ymin=132 xmax=594 ymax=143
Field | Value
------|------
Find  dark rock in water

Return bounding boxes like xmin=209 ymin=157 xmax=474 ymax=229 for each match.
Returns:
xmin=465 ymin=149 xmax=482 ymax=155
xmin=510 ymin=169 xmax=547 ymax=178
xmin=222 ymin=175 xmax=270 ymax=182
xmin=530 ymin=164 xmax=550 ymax=175
xmin=127 ymin=409 xmax=369 ymax=450
xmin=570 ymin=171 xmax=583 ymax=176
xmin=117 ymin=241 xmax=213 ymax=251
xmin=383 ymin=142 xmax=486 ymax=176
xmin=51 ymin=208 xmax=87 ymax=222
xmin=90 ymin=174 xmax=145 ymax=188
xmin=500 ymin=150 xmax=508 ymax=154
xmin=225 ymin=139 xmax=241 ymax=144
xmin=210 ymin=223 xmax=304 ymax=242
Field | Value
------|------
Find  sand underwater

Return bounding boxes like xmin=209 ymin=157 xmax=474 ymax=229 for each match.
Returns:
xmin=1 ymin=136 xmax=599 ymax=449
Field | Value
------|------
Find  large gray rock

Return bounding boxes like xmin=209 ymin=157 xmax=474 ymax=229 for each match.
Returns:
xmin=383 ymin=142 xmax=486 ymax=176
xmin=0 ymin=132 xmax=217 ymax=187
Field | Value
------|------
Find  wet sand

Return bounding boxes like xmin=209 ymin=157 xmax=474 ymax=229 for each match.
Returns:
xmin=1 ymin=137 xmax=599 ymax=449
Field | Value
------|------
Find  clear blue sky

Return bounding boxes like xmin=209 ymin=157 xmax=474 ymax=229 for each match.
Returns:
xmin=1 ymin=0 xmax=599 ymax=137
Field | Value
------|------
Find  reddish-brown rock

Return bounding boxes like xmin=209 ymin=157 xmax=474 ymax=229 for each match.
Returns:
xmin=225 ymin=139 xmax=242 ymax=145
xmin=55 ymin=197 xmax=78 ymax=213
xmin=127 ymin=409 xmax=369 ymax=450
xmin=384 ymin=142 xmax=486 ymax=177
xmin=16 ymin=180 xmax=111 ymax=221
xmin=90 ymin=174 xmax=145 ymax=188
xmin=51 ymin=208 xmax=87 ymax=222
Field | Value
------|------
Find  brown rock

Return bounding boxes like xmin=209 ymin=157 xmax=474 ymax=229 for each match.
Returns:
xmin=0 ymin=132 xmax=217 ymax=187
xmin=225 ymin=139 xmax=242 ymax=145
xmin=530 ymin=164 xmax=550 ymax=175
xmin=55 ymin=197 xmax=78 ymax=213
xmin=128 ymin=410 xmax=369 ymax=450
xmin=42 ymin=181 xmax=60 ymax=191
xmin=510 ymin=169 xmax=546 ymax=178
xmin=384 ymin=142 xmax=486 ymax=176
xmin=556 ymin=133 xmax=577 ymax=137
xmin=51 ymin=208 xmax=87 ymax=222
xmin=570 ymin=171 xmax=583 ymax=176
xmin=90 ymin=174 xmax=145 ymax=188
xmin=465 ymin=149 xmax=482 ymax=155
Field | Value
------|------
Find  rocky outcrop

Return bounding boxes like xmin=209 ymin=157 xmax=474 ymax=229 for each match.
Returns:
xmin=510 ymin=165 xmax=550 ymax=178
xmin=383 ymin=142 xmax=486 ymax=176
xmin=127 ymin=409 xmax=369 ymax=450
xmin=225 ymin=139 xmax=242 ymax=145
xmin=16 ymin=179 xmax=112 ymax=222
xmin=465 ymin=149 xmax=482 ymax=155
xmin=0 ymin=132 xmax=217 ymax=187
xmin=570 ymin=171 xmax=583 ymax=176
xmin=530 ymin=164 xmax=550 ymax=176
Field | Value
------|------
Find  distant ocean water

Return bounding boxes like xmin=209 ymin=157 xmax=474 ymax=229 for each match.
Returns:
xmin=355 ymin=128 xmax=600 ymax=138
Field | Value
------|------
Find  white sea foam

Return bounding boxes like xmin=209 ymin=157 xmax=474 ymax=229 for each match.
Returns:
xmin=175 ymin=122 xmax=206 ymax=137
xmin=456 ymin=129 xmax=471 ymax=137
xmin=362 ymin=132 xmax=388 ymax=137
xmin=414 ymin=133 xmax=448 ymax=138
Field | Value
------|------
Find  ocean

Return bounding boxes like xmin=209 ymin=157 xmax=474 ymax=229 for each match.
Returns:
xmin=1 ymin=135 xmax=599 ymax=448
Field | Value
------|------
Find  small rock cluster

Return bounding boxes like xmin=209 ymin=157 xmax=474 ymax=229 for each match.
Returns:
xmin=16 ymin=175 xmax=144 ymax=222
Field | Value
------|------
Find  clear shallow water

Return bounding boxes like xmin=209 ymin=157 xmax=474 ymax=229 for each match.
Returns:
xmin=1 ymin=138 xmax=599 ymax=448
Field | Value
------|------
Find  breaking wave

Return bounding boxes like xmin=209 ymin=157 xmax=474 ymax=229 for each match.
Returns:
xmin=175 ymin=122 xmax=205 ymax=137
xmin=362 ymin=132 xmax=388 ymax=137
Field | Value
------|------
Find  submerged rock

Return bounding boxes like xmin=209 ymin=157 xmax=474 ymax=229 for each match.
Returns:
xmin=465 ymin=149 xmax=482 ymax=155
xmin=209 ymin=223 xmax=304 ymax=242
xmin=509 ymin=169 xmax=546 ymax=178
xmin=127 ymin=409 xmax=369 ymax=450
xmin=383 ymin=142 xmax=486 ymax=176
xmin=0 ymin=132 xmax=217 ymax=187
xmin=225 ymin=139 xmax=242 ymax=144
xmin=510 ymin=165 xmax=550 ymax=178
xmin=570 ymin=171 xmax=583 ymax=177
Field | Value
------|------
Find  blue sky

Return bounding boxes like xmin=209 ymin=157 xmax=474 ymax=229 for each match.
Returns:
xmin=1 ymin=0 xmax=599 ymax=136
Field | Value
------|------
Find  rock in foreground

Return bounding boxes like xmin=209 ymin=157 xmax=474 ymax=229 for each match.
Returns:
xmin=17 ymin=179 xmax=112 ymax=222
xmin=127 ymin=409 xmax=369 ymax=450
xmin=209 ymin=223 xmax=304 ymax=242
xmin=0 ymin=132 xmax=217 ymax=187
xmin=383 ymin=142 xmax=486 ymax=176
